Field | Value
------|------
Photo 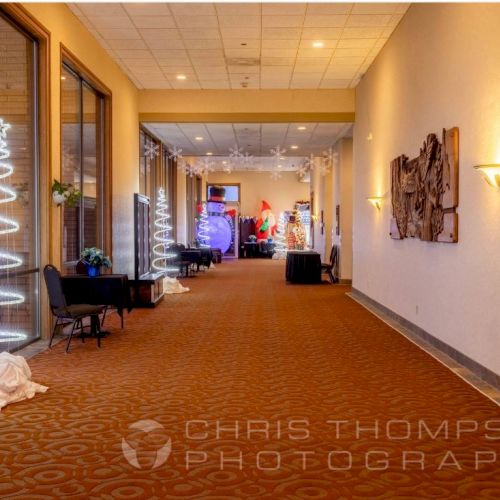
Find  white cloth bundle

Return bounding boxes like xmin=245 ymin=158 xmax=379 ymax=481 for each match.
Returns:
xmin=0 ymin=352 xmax=48 ymax=411
xmin=163 ymin=277 xmax=190 ymax=294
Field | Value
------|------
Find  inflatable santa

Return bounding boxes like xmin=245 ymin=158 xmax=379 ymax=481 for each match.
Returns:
xmin=255 ymin=200 xmax=277 ymax=241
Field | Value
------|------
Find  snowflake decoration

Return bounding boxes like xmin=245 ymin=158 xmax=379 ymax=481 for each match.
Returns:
xmin=144 ymin=142 xmax=160 ymax=160
xmin=297 ymin=162 xmax=309 ymax=178
xmin=196 ymin=158 xmax=215 ymax=176
xmin=322 ymin=147 xmax=338 ymax=168
xmin=243 ymin=152 xmax=254 ymax=166
xmin=177 ymin=159 xmax=197 ymax=177
xmin=168 ymin=145 xmax=183 ymax=160
xmin=319 ymin=160 xmax=330 ymax=177
xmin=304 ymin=154 xmax=315 ymax=170
xmin=222 ymin=161 xmax=233 ymax=174
xmin=270 ymin=145 xmax=286 ymax=158
xmin=270 ymin=169 xmax=282 ymax=181
xmin=229 ymin=144 xmax=244 ymax=158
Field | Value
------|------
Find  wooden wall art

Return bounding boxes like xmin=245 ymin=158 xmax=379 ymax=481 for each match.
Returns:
xmin=390 ymin=127 xmax=459 ymax=243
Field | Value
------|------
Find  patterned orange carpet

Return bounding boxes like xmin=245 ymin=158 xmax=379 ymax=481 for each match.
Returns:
xmin=1 ymin=259 xmax=499 ymax=498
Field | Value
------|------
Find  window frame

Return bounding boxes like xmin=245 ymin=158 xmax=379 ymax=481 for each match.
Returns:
xmin=60 ymin=45 xmax=112 ymax=269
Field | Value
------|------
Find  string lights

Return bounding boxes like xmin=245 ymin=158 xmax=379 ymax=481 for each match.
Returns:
xmin=0 ymin=118 xmax=27 ymax=343
xmin=152 ymin=187 xmax=177 ymax=274
xmin=197 ymin=203 xmax=211 ymax=247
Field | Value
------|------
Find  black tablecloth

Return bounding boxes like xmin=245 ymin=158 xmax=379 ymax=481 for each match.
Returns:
xmin=61 ymin=274 xmax=132 ymax=316
xmin=286 ymin=251 xmax=322 ymax=284
xmin=180 ymin=250 xmax=202 ymax=265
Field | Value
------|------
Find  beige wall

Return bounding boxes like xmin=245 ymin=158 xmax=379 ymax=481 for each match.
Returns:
xmin=310 ymin=157 xmax=326 ymax=260
xmin=353 ymin=3 xmax=500 ymax=375
xmin=207 ymin=171 xmax=309 ymax=219
xmin=22 ymin=3 xmax=139 ymax=277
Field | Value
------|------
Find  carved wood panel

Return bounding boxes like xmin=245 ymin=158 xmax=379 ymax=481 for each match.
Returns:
xmin=390 ymin=127 xmax=459 ymax=243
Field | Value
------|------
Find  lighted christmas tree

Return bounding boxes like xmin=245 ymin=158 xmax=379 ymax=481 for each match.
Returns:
xmin=0 ymin=118 xmax=26 ymax=344
xmin=152 ymin=187 xmax=177 ymax=275
xmin=197 ymin=202 xmax=211 ymax=248
xmin=272 ymin=212 xmax=287 ymax=260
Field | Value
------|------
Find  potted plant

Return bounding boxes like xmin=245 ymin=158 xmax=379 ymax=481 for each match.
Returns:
xmin=52 ymin=179 xmax=81 ymax=207
xmin=80 ymin=247 xmax=112 ymax=277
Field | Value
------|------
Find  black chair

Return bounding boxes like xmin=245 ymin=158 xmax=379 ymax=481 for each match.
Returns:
xmin=322 ymin=245 xmax=339 ymax=284
xmin=43 ymin=265 xmax=105 ymax=353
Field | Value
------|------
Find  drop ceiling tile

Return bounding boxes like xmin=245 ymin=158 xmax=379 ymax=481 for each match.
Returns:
xmin=170 ymin=81 xmax=201 ymax=89
xmin=124 ymin=3 xmax=171 ymax=16
xmin=337 ymin=38 xmax=378 ymax=49
xmin=261 ymin=48 xmax=297 ymax=58
xmin=342 ymin=27 xmax=384 ymax=38
xmin=388 ymin=13 xmax=406 ymax=26
xmin=180 ymin=28 xmax=220 ymax=40
xmin=157 ymin=58 xmax=193 ymax=68
xmin=297 ymin=48 xmax=334 ymax=58
xmin=262 ymin=3 xmax=307 ymax=15
xmin=304 ymin=15 xmax=348 ymax=28
xmin=306 ymin=4 xmax=353 ymax=15
xmin=301 ymin=27 xmax=343 ymax=39
xmin=223 ymin=39 xmax=261 ymax=49
xmin=131 ymin=17 xmax=177 ymax=29
xmin=351 ymin=3 xmax=398 ymax=15
xmin=78 ymin=3 xmax=125 ymax=17
xmin=262 ymin=28 xmax=302 ymax=40
xmin=396 ymin=3 xmax=411 ymax=14
xmin=261 ymin=57 xmax=296 ymax=66
xmin=152 ymin=49 xmax=189 ymax=59
xmin=106 ymin=39 xmax=148 ymax=50
xmin=381 ymin=26 xmax=397 ymax=38
xmin=96 ymin=27 xmax=142 ymax=40
xmin=224 ymin=48 xmax=261 ymax=59
xmin=299 ymin=39 xmax=338 ymax=49
xmin=334 ymin=47 xmax=371 ymax=57
xmin=174 ymin=15 xmax=219 ymax=28
xmin=188 ymin=49 xmax=225 ymax=58
xmin=330 ymin=56 xmax=366 ymax=66
xmin=89 ymin=16 xmax=135 ymax=30
xmin=261 ymin=67 xmax=293 ymax=76
xmin=373 ymin=38 xmax=389 ymax=49
xmin=169 ymin=3 xmax=216 ymax=16
xmin=115 ymin=49 xmax=153 ymax=60
xmin=262 ymin=39 xmax=300 ymax=49
xmin=145 ymin=39 xmax=186 ymax=50
xmin=325 ymin=67 xmax=359 ymax=79
xmin=139 ymin=29 xmax=181 ymax=41
xmin=194 ymin=66 xmax=228 ymax=76
xmin=221 ymin=27 xmax=261 ymax=39
xmin=262 ymin=16 xmax=304 ymax=28
xmin=191 ymin=57 xmax=227 ymax=67
xmin=215 ymin=3 xmax=261 ymax=16
xmin=162 ymin=70 xmax=197 ymax=79
xmin=346 ymin=15 xmax=392 ymax=27
xmin=183 ymin=39 xmax=222 ymax=49
xmin=218 ymin=15 xmax=261 ymax=27
xmin=200 ymin=81 xmax=231 ymax=89
xmin=227 ymin=65 xmax=260 ymax=75
xmin=138 ymin=80 xmax=172 ymax=89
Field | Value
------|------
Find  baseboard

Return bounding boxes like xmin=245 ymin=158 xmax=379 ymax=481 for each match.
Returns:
xmin=339 ymin=278 xmax=352 ymax=285
xmin=350 ymin=288 xmax=500 ymax=392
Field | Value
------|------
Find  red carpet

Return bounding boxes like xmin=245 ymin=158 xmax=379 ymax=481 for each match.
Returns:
xmin=0 ymin=260 xmax=499 ymax=498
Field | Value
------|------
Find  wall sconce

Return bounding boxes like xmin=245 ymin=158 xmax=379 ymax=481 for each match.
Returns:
xmin=367 ymin=197 xmax=383 ymax=210
xmin=474 ymin=164 xmax=500 ymax=187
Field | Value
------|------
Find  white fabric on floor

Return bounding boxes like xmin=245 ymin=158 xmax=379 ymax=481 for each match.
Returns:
xmin=163 ymin=277 xmax=190 ymax=294
xmin=0 ymin=352 xmax=48 ymax=411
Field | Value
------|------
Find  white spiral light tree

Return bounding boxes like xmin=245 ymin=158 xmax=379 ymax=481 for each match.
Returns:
xmin=197 ymin=203 xmax=211 ymax=248
xmin=152 ymin=187 xmax=177 ymax=275
xmin=272 ymin=212 xmax=288 ymax=260
xmin=0 ymin=118 xmax=26 ymax=343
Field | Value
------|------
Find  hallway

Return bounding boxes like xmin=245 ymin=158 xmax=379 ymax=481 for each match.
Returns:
xmin=1 ymin=260 xmax=499 ymax=498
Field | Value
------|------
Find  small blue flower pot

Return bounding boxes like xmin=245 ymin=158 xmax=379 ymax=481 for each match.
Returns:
xmin=85 ymin=264 xmax=101 ymax=277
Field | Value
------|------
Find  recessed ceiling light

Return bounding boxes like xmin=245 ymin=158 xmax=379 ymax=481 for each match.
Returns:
xmin=312 ymin=41 xmax=324 ymax=48
xmin=280 ymin=156 xmax=285 ymax=160
xmin=297 ymin=126 xmax=307 ymax=131
xmin=176 ymin=74 xmax=187 ymax=80
xmin=195 ymin=136 xmax=204 ymax=141
xmin=206 ymin=152 xmax=213 ymax=156
xmin=291 ymin=145 xmax=299 ymax=149
xmin=61 ymin=76 xmax=66 ymax=80
xmin=222 ymin=161 xmax=227 ymax=165
xmin=240 ymin=42 xmax=247 ymax=46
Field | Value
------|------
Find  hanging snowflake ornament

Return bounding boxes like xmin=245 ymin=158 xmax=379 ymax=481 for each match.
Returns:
xmin=270 ymin=145 xmax=286 ymax=159
xmin=270 ymin=169 xmax=282 ymax=181
xmin=144 ymin=142 xmax=160 ymax=160
xmin=243 ymin=152 xmax=254 ymax=166
xmin=197 ymin=158 xmax=215 ymax=177
xmin=304 ymin=153 xmax=315 ymax=170
xmin=229 ymin=144 xmax=244 ymax=159
xmin=222 ymin=160 xmax=233 ymax=174
xmin=297 ymin=161 xmax=309 ymax=178
xmin=168 ymin=145 xmax=183 ymax=160
xmin=319 ymin=159 xmax=330 ymax=177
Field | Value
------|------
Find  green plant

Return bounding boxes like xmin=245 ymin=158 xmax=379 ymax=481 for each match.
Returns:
xmin=52 ymin=179 xmax=81 ymax=207
xmin=80 ymin=247 xmax=112 ymax=268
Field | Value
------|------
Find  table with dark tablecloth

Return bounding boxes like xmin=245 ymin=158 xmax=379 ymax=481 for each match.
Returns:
xmin=285 ymin=251 xmax=322 ymax=284
xmin=61 ymin=274 xmax=132 ymax=328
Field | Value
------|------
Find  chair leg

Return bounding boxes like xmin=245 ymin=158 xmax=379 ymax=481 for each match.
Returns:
xmin=66 ymin=320 xmax=78 ymax=353
xmin=101 ymin=306 xmax=108 ymax=327
xmin=328 ymin=270 xmax=334 ymax=284
xmin=49 ymin=318 xmax=59 ymax=348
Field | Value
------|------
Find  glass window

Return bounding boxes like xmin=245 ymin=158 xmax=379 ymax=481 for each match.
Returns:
xmin=61 ymin=64 xmax=104 ymax=267
xmin=0 ymin=13 xmax=40 ymax=350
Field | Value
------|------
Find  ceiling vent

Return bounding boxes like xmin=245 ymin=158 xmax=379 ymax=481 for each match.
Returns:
xmin=226 ymin=57 xmax=260 ymax=67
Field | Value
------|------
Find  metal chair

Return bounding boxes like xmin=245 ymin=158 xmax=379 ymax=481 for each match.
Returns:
xmin=321 ymin=245 xmax=339 ymax=283
xmin=43 ymin=265 xmax=105 ymax=353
